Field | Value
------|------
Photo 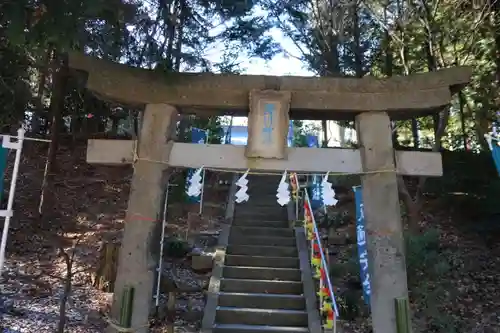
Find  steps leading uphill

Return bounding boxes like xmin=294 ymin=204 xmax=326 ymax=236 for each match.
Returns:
xmin=202 ymin=175 xmax=321 ymax=333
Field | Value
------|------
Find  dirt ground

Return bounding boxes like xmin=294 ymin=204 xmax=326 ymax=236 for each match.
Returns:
xmin=0 ymin=141 xmax=227 ymax=333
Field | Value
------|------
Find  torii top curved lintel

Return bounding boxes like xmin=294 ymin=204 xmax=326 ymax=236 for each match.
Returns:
xmin=68 ymin=52 xmax=471 ymax=121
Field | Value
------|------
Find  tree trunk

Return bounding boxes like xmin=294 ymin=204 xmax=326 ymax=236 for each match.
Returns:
xmin=458 ymin=91 xmax=468 ymax=150
xmin=32 ymin=48 xmax=52 ymax=135
xmin=321 ymin=120 xmax=328 ymax=146
xmin=57 ymin=250 xmax=72 ymax=333
xmin=474 ymin=107 xmax=490 ymax=150
xmin=38 ymin=51 xmax=68 ymax=216
xmin=177 ymin=115 xmax=190 ymax=142
xmin=47 ymin=52 xmax=67 ymax=171
xmin=352 ymin=3 xmax=363 ymax=78
xmin=396 ymin=7 xmax=451 ymax=228
xmin=398 ymin=177 xmax=421 ymax=232
xmin=433 ymin=114 xmax=441 ymax=147
xmin=173 ymin=0 xmax=186 ymax=71
xmin=110 ymin=116 xmax=119 ymax=136
xmin=164 ymin=0 xmax=179 ymax=70
xmin=94 ymin=242 xmax=120 ymax=292
xmin=493 ymin=0 xmax=500 ymax=104
xmin=383 ymin=5 xmax=400 ymax=149
xmin=411 ymin=119 xmax=419 ymax=148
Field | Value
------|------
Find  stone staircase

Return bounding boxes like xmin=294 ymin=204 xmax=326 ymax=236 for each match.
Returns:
xmin=202 ymin=175 xmax=321 ymax=333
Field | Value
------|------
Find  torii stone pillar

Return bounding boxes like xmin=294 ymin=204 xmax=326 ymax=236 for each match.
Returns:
xmin=356 ymin=112 xmax=407 ymax=333
xmin=109 ymin=104 xmax=177 ymax=333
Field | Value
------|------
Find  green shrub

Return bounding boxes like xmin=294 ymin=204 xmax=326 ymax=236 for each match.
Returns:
xmin=337 ymin=289 xmax=363 ymax=320
xmin=427 ymin=150 xmax=500 ymax=220
xmin=317 ymin=210 xmax=350 ymax=229
xmin=163 ymin=237 xmax=191 ymax=258
xmin=405 ymin=229 xmax=450 ymax=285
xmin=329 ymin=248 xmax=368 ymax=321
xmin=427 ymin=313 xmax=459 ymax=333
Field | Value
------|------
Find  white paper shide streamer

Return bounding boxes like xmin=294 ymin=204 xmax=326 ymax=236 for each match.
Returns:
xmin=186 ymin=166 xmax=204 ymax=197
xmin=485 ymin=133 xmax=500 ymax=151
xmin=321 ymin=173 xmax=338 ymax=206
xmin=234 ymin=170 xmax=250 ymax=203
xmin=276 ymin=170 xmax=290 ymax=206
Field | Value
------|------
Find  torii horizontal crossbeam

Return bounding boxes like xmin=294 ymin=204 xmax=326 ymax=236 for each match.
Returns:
xmin=68 ymin=52 xmax=472 ymax=121
xmin=86 ymin=140 xmax=442 ymax=176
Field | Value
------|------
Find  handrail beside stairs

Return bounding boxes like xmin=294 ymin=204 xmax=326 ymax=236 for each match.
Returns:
xmin=290 ymin=173 xmax=339 ymax=332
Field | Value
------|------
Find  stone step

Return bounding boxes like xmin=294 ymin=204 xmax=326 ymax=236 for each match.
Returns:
xmin=240 ymin=201 xmax=281 ymax=206
xmin=215 ymin=307 xmax=308 ymax=327
xmin=227 ymin=245 xmax=297 ymax=257
xmin=230 ymin=226 xmax=294 ymax=238
xmin=232 ymin=219 xmax=289 ymax=228
xmin=233 ymin=215 xmax=285 ymax=223
xmin=229 ymin=235 xmax=296 ymax=247
xmin=220 ymin=278 xmax=303 ymax=294
xmin=239 ymin=198 xmax=282 ymax=206
xmin=223 ymin=266 xmax=302 ymax=281
xmin=248 ymin=174 xmax=280 ymax=178
xmin=240 ymin=187 xmax=279 ymax=193
xmin=213 ymin=324 xmax=309 ymax=333
xmin=225 ymin=255 xmax=300 ymax=269
xmin=238 ymin=197 xmax=282 ymax=203
xmin=235 ymin=203 xmax=283 ymax=209
xmin=234 ymin=213 xmax=288 ymax=221
xmin=218 ymin=292 xmax=306 ymax=310
xmin=235 ymin=210 xmax=286 ymax=218
xmin=245 ymin=180 xmax=280 ymax=186
xmin=246 ymin=190 xmax=279 ymax=195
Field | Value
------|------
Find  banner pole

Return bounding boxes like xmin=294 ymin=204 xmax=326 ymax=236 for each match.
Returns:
xmin=199 ymin=169 xmax=205 ymax=215
xmin=199 ymin=129 xmax=209 ymax=215
xmin=155 ymin=183 xmax=171 ymax=307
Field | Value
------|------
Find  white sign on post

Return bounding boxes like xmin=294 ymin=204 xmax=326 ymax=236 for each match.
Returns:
xmin=0 ymin=128 xmax=25 ymax=275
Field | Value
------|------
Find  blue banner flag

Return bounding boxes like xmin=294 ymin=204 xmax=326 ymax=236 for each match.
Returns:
xmin=287 ymin=121 xmax=294 ymax=147
xmin=491 ymin=142 xmax=500 ymax=176
xmin=0 ymin=147 xmax=8 ymax=202
xmin=186 ymin=128 xmax=207 ymax=203
xmin=353 ymin=185 xmax=371 ymax=307
xmin=306 ymin=135 xmax=319 ymax=148
xmin=306 ymin=135 xmax=322 ymax=209
xmin=309 ymin=175 xmax=323 ymax=210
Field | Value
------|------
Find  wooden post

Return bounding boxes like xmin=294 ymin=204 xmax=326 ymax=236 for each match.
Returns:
xmin=166 ymin=291 xmax=176 ymax=333
xmin=109 ymin=104 xmax=177 ymax=333
xmin=355 ymin=112 xmax=409 ymax=333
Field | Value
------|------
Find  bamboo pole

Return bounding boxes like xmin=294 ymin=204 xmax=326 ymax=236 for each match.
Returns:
xmin=395 ymin=297 xmax=412 ymax=333
xmin=119 ymin=286 xmax=135 ymax=328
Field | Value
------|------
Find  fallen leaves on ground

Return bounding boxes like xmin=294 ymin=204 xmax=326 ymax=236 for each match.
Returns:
xmin=1 ymin=141 xmax=225 ymax=333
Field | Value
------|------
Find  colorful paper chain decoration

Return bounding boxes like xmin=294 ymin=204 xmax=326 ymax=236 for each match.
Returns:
xmin=322 ymin=300 xmax=335 ymax=329
xmin=311 ymin=241 xmax=321 ymax=279
xmin=304 ymin=201 xmax=314 ymax=240
xmin=303 ymin=198 xmax=336 ymax=330
xmin=318 ymin=267 xmax=335 ymax=329
xmin=289 ymin=172 xmax=299 ymax=200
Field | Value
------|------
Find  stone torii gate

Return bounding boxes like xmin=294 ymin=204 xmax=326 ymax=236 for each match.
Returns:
xmin=68 ymin=53 xmax=471 ymax=333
